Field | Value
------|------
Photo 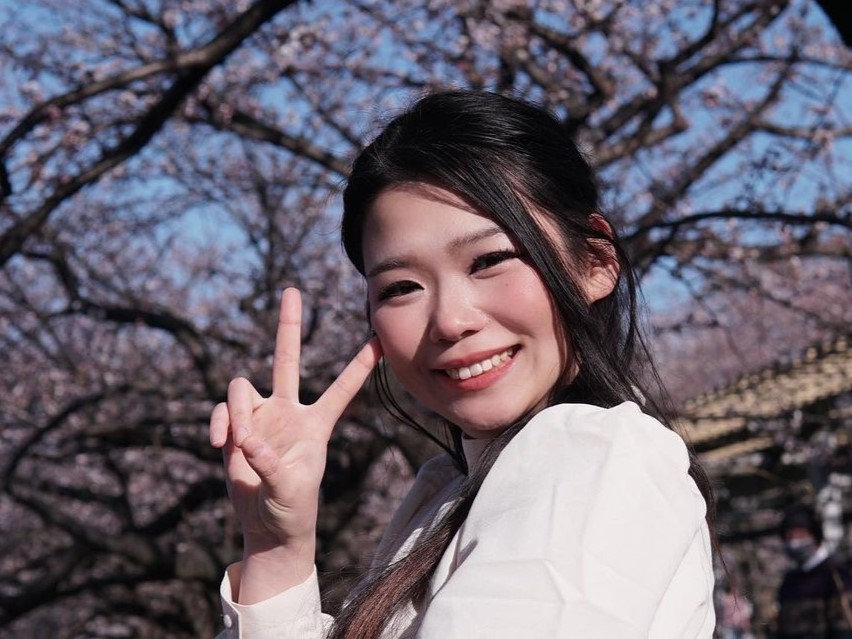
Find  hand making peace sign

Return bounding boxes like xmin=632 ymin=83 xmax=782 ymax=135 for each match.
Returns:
xmin=209 ymin=288 xmax=382 ymax=552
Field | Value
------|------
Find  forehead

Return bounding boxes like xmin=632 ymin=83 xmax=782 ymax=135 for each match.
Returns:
xmin=367 ymin=183 xmax=485 ymax=226
xmin=784 ymin=527 xmax=814 ymax=540
xmin=362 ymin=185 xmax=504 ymax=263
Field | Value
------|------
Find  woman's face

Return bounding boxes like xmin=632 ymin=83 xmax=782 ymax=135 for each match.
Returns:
xmin=362 ymin=184 xmax=569 ymax=439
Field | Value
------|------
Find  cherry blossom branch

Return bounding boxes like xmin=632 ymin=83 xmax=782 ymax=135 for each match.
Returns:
xmin=0 ymin=0 xmax=299 ymax=268
xmin=190 ymin=102 xmax=350 ymax=176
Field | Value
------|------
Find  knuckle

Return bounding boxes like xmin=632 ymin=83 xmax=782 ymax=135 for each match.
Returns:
xmin=334 ymin=377 xmax=355 ymax=396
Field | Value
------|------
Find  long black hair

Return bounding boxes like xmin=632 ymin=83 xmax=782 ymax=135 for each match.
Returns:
xmin=331 ymin=90 xmax=715 ymax=639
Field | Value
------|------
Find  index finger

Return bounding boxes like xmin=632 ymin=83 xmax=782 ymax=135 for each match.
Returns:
xmin=271 ymin=287 xmax=302 ymax=400
xmin=315 ymin=337 xmax=382 ymax=425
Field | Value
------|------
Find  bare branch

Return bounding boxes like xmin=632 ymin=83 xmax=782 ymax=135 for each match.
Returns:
xmin=190 ymin=102 xmax=350 ymax=176
xmin=0 ymin=0 xmax=299 ymax=267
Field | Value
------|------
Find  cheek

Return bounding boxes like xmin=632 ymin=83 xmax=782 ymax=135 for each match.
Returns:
xmin=371 ymin=307 xmax=422 ymax=369
xmin=497 ymin=270 xmax=558 ymax=331
xmin=372 ymin=315 xmax=430 ymax=399
xmin=496 ymin=270 xmax=567 ymax=373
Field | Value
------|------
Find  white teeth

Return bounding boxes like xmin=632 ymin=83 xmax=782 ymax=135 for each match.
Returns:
xmin=445 ymin=348 xmax=514 ymax=380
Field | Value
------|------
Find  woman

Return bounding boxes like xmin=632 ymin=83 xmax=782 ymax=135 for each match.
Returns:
xmin=211 ymin=91 xmax=717 ymax=638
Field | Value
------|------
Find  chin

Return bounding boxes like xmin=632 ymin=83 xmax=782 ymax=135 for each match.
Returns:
xmin=443 ymin=409 xmax=525 ymax=439
xmin=440 ymin=396 xmax=551 ymax=439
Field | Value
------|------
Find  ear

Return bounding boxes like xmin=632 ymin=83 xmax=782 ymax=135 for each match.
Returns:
xmin=582 ymin=214 xmax=619 ymax=303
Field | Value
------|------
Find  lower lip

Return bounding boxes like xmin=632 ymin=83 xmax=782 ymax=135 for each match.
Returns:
xmin=436 ymin=351 xmax=518 ymax=392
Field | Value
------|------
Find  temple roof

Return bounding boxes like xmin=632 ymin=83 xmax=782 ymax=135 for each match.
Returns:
xmin=680 ymin=334 xmax=852 ymax=458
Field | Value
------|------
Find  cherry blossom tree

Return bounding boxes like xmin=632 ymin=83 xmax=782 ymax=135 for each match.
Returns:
xmin=1 ymin=0 xmax=849 ymax=635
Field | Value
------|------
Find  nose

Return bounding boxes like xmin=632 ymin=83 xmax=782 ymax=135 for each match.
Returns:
xmin=427 ymin=283 xmax=486 ymax=343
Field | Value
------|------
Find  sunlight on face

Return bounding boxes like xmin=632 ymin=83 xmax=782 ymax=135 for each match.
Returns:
xmin=362 ymin=184 xmax=570 ymax=439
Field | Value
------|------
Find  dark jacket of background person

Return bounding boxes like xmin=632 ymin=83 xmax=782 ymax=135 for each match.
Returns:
xmin=777 ymin=506 xmax=852 ymax=639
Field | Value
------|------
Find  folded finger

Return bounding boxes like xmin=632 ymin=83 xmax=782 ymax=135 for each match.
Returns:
xmin=209 ymin=402 xmax=230 ymax=447
xmin=227 ymin=377 xmax=263 ymax=446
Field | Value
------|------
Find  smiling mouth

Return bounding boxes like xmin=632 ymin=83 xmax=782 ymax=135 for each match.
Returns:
xmin=445 ymin=347 xmax=517 ymax=380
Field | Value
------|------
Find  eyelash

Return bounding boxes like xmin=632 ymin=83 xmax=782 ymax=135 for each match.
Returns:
xmin=469 ymin=249 xmax=520 ymax=273
xmin=376 ymin=250 xmax=520 ymax=301
xmin=377 ymin=281 xmax=420 ymax=301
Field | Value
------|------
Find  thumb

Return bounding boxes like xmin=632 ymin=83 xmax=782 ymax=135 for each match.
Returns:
xmin=238 ymin=434 xmax=281 ymax=483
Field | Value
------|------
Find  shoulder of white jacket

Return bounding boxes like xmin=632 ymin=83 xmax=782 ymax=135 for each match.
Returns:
xmin=525 ymin=400 xmax=685 ymax=448
xmin=492 ymin=401 xmax=691 ymax=483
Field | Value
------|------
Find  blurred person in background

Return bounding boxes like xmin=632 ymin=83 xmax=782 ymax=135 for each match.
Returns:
xmin=776 ymin=504 xmax=852 ymax=639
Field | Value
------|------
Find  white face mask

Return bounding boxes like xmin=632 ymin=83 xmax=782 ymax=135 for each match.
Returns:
xmin=784 ymin=538 xmax=817 ymax=566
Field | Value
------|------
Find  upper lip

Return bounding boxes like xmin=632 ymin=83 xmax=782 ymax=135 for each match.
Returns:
xmin=433 ymin=346 xmax=517 ymax=370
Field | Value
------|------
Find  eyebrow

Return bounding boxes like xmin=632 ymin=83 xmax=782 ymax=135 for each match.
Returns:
xmin=448 ymin=225 xmax=505 ymax=251
xmin=366 ymin=224 xmax=505 ymax=279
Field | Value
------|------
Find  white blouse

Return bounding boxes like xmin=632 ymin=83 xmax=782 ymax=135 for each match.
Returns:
xmin=218 ymin=402 xmax=716 ymax=638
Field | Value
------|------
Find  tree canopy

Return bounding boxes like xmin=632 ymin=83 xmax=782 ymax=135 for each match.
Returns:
xmin=0 ymin=0 xmax=849 ymax=635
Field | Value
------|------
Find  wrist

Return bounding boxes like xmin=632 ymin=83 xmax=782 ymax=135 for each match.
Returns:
xmin=242 ymin=528 xmax=315 ymax=554
xmin=237 ymin=538 xmax=317 ymax=605
xmin=242 ymin=533 xmax=315 ymax=561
